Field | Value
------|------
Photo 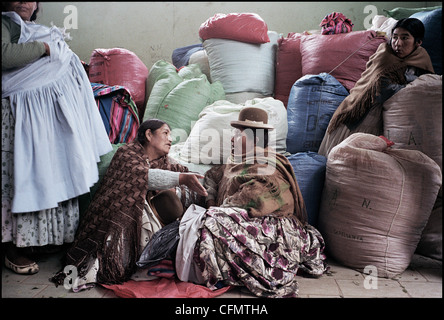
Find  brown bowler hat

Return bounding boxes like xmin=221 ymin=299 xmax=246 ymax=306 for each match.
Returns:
xmin=230 ymin=107 xmax=274 ymax=130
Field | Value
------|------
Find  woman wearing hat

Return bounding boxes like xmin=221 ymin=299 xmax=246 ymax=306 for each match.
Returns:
xmin=192 ymin=107 xmax=328 ymax=298
xmin=204 ymin=107 xmax=306 ymax=220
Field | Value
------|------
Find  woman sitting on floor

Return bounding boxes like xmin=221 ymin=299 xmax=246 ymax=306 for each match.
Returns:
xmin=51 ymin=119 xmax=207 ymax=291
xmin=177 ymin=107 xmax=328 ymax=298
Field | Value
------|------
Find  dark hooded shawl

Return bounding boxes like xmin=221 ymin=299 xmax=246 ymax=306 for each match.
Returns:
xmin=327 ymin=43 xmax=434 ymax=133
xmin=51 ymin=141 xmax=190 ymax=285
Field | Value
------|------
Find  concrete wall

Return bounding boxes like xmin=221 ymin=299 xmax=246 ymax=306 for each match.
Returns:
xmin=36 ymin=2 xmax=441 ymax=69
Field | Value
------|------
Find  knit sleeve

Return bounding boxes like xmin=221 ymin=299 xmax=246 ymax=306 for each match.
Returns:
xmin=148 ymin=169 xmax=180 ymax=190
xmin=2 ymin=16 xmax=46 ymax=70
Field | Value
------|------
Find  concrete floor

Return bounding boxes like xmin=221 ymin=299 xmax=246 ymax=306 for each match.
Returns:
xmin=1 ymin=249 xmax=441 ymax=299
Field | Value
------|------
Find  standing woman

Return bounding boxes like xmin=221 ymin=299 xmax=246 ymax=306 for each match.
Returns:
xmin=2 ymin=2 xmax=112 ymax=274
xmin=319 ymin=18 xmax=435 ymax=157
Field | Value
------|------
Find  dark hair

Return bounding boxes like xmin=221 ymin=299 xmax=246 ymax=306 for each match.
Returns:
xmin=30 ymin=2 xmax=39 ymax=21
xmin=240 ymin=128 xmax=270 ymax=149
xmin=1 ymin=2 xmax=40 ymax=21
xmin=137 ymin=119 xmax=169 ymax=146
xmin=392 ymin=18 xmax=425 ymax=44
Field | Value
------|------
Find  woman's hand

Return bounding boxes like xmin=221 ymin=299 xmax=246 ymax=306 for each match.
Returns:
xmin=179 ymin=172 xmax=208 ymax=197
xmin=43 ymin=42 xmax=50 ymax=56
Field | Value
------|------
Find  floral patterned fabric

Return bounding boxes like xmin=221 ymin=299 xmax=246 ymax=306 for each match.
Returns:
xmin=193 ymin=206 xmax=328 ymax=298
xmin=2 ymin=98 xmax=79 ymax=247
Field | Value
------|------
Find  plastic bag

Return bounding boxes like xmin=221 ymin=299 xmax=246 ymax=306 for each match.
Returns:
xmin=136 ymin=220 xmax=180 ymax=269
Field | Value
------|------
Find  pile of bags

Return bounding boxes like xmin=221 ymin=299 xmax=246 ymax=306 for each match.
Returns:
xmin=199 ymin=13 xmax=279 ymax=104
xmin=86 ymin=9 xmax=442 ymax=279
xmin=89 ymin=48 xmax=149 ymax=120
xmin=143 ymin=60 xmax=225 ymax=144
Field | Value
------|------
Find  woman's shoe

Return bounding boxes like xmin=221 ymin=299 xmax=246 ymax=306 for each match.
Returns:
xmin=4 ymin=256 xmax=39 ymax=275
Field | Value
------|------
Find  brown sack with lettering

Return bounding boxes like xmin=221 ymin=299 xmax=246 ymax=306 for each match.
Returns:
xmin=318 ymin=133 xmax=441 ymax=278
xmin=383 ymin=74 xmax=442 ymax=260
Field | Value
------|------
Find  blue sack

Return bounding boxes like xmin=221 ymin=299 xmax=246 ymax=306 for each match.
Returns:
xmin=411 ymin=8 xmax=442 ymax=75
xmin=286 ymin=73 xmax=349 ymax=153
xmin=287 ymin=152 xmax=327 ymax=227
xmin=171 ymin=44 xmax=203 ymax=69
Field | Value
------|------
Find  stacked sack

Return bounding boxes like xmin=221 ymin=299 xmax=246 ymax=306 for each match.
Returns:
xmin=274 ymin=30 xmax=386 ymax=108
xmin=199 ymin=13 xmax=279 ymax=104
xmin=286 ymin=73 xmax=349 ymax=154
xmin=89 ymin=48 xmax=149 ymax=120
xmin=281 ymin=16 xmax=385 ymax=227
xmin=382 ymin=74 xmax=442 ymax=260
xmin=143 ymin=60 xmax=225 ymax=144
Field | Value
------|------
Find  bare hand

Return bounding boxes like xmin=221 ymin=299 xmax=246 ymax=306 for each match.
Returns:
xmin=43 ymin=42 xmax=50 ymax=56
xmin=179 ymin=172 xmax=208 ymax=197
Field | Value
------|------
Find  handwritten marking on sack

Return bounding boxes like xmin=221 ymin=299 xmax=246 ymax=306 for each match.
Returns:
xmin=362 ymin=198 xmax=372 ymax=209
xmin=328 ymin=188 xmax=338 ymax=207
xmin=385 ymin=129 xmax=420 ymax=146
xmin=333 ymin=229 xmax=363 ymax=241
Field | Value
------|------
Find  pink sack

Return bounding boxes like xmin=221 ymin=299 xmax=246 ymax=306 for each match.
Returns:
xmin=274 ymin=33 xmax=305 ymax=107
xmin=300 ymin=30 xmax=386 ymax=91
xmin=89 ymin=48 xmax=149 ymax=119
xmin=319 ymin=133 xmax=442 ymax=278
xmin=199 ymin=13 xmax=270 ymax=44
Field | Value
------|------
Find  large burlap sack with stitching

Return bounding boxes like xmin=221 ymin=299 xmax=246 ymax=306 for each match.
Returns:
xmin=383 ymin=74 xmax=443 ymax=260
xmin=318 ymin=133 xmax=442 ymax=278
xmin=383 ymin=74 xmax=442 ymax=172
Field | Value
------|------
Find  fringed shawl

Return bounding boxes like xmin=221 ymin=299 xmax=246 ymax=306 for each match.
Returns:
xmin=51 ymin=141 xmax=189 ymax=285
xmin=328 ymin=43 xmax=434 ymax=133
xmin=207 ymin=147 xmax=308 ymax=224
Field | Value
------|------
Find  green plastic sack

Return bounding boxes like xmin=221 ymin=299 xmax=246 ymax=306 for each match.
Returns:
xmin=143 ymin=60 xmax=225 ymax=144
xmin=383 ymin=5 xmax=441 ymax=19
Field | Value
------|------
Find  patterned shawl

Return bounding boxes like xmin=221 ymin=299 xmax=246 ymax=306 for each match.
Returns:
xmin=327 ymin=43 xmax=434 ymax=133
xmin=206 ymin=147 xmax=307 ymax=224
xmin=51 ymin=141 xmax=190 ymax=285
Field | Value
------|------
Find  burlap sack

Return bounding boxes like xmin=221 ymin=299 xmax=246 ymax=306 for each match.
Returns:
xmin=383 ymin=74 xmax=442 ymax=260
xmin=383 ymin=74 xmax=442 ymax=171
xmin=318 ymin=133 xmax=442 ymax=277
